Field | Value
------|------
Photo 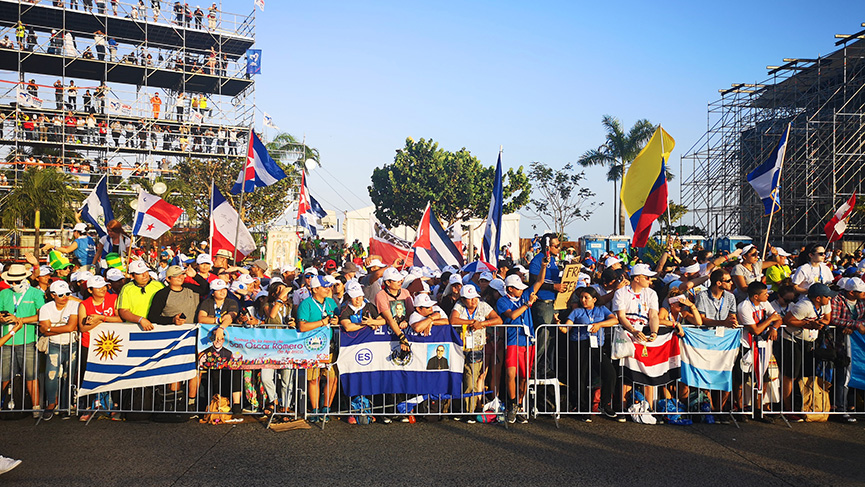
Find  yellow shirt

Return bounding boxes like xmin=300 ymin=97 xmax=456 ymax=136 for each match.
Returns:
xmin=117 ymin=280 xmax=164 ymax=318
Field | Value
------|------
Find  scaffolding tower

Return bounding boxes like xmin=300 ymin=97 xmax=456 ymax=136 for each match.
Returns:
xmin=0 ymin=0 xmax=256 ymax=200
xmin=681 ymin=25 xmax=865 ymax=250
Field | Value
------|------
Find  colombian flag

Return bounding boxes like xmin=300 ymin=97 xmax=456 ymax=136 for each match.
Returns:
xmin=621 ymin=127 xmax=675 ymax=248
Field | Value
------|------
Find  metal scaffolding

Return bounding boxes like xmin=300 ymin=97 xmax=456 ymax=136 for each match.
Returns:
xmin=681 ymin=26 xmax=865 ymax=250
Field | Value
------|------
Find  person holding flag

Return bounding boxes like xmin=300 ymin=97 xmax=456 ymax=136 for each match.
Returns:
xmin=620 ymin=126 xmax=675 ymax=248
xmin=92 ymin=220 xmax=131 ymax=270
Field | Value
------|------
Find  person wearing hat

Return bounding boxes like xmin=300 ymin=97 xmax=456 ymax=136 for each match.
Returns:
xmin=197 ymin=278 xmax=238 ymax=328
xmin=339 ymin=281 xmax=384 ymax=333
xmin=407 ymin=293 xmax=448 ymax=336
xmin=148 ymin=265 xmax=208 ymax=326
xmin=297 ymin=276 xmax=339 ymax=422
xmin=212 ymin=248 xmax=232 ymax=274
xmin=117 ymin=260 xmax=164 ymax=331
xmin=31 ymin=265 xmax=55 ymax=301
xmin=497 ymin=262 xmax=547 ymax=424
xmin=438 ymin=273 xmax=464 ymax=316
xmin=77 ymin=274 xmax=123 ymax=421
xmin=192 ymin=253 xmax=218 ymax=284
xmin=340 ymin=261 xmax=359 ymax=281
xmin=37 ymin=280 xmax=79 ymax=420
xmin=105 ymin=268 xmax=126 ymax=295
xmin=0 ymin=263 xmax=46 ymax=416
xmin=765 ymin=247 xmax=793 ymax=293
xmin=360 ymin=258 xmax=386 ymax=302
xmin=777 ymin=282 xmax=834 ymax=421
xmin=249 ymin=259 xmax=270 ymax=286
xmin=828 ymin=277 xmax=865 ymax=422
xmin=450 ymin=285 xmax=502 ymax=419
xmin=42 ymin=222 xmax=95 ymax=268
xmin=93 ymin=219 xmax=131 ymax=269
xmin=323 ymin=259 xmax=337 ymax=275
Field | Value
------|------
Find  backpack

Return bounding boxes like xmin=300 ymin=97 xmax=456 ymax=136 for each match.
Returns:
xmin=798 ymin=376 xmax=831 ymax=422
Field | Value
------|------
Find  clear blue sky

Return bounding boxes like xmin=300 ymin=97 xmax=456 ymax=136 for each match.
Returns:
xmin=246 ymin=0 xmax=862 ymax=239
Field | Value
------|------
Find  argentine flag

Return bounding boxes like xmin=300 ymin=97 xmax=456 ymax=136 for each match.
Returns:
xmin=679 ymin=327 xmax=742 ymax=392
xmin=80 ymin=324 xmax=198 ymax=395
xmin=747 ymin=123 xmax=790 ymax=215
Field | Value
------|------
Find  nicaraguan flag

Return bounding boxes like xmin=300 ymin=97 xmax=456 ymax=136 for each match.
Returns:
xmin=412 ymin=202 xmax=464 ymax=271
xmin=481 ymin=151 xmax=504 ymax=268
xmin=296 ymin=171 xmax=327 ymax=235
xmin=747 ymin=123 xmax=790 ymax=215
xmin=849 ymin=332 xmax=865 ymax=390
xmin=79 ymin=324 xmax=197 ymax=395
xmin=336 ymin=324 xmax=464 ymax=396
xmin=679 ymin=327 xmax=742 ymax=392
xmin=80 ymin=175 xmax=114 ymax=238
xmin=133 ymin=191 xmax=183 ymax=240
xmin=231 ymin=130 xmax=287 ymax=194
xmin=210 ymin=184 xmax=257 ymax=260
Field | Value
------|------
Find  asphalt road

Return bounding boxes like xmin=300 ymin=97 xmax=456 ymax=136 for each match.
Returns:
xmin=1 ymin=414 xmax=864 ymax=486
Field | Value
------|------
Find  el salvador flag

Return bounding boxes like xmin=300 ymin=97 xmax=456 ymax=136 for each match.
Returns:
xmin=747 ymin=123 xmax=790 ymax=215
xmin=80 ymin=175 xmax=114 ymax=237
xmin=231 ymin=130 xmax=287 ymax=194
xmin=481 ymin=151 xmax=503 ymax=268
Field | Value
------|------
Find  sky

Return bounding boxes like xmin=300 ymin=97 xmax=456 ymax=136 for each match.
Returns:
xmin=244 ymin=0 xmax=863 ymax=240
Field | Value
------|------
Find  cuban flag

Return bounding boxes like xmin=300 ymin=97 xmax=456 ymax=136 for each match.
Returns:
xmin=480 ymin=150 xmax=503 ymax=268
xmin=747 ymin=123 xmax=790 ymax=216
xmin=79 ymin=324 xmax=197 ymax=395
xmin=296 ymin=171 xmax=326 ymax=235
xmin=80 ymin=175 xmax=114 ymax=237
xmin=210 ymin=184 xmax=257 ymax=260
xmin=679 ymin=327 xmax=742 ymax=392
xmin=825 ymin=193 xmax=856 ymax=242
xmin=412 ymin=202 xmax=464 ymax=271
xmin=132 ymin=191 xmax=183 ymax=240
xmin=336 ymin=324 xmax=464 ymax=396
xmin=621 ymin=327 xmax=681 ymax=386
xmin=231 ymin=130 xmax=287 ymax=195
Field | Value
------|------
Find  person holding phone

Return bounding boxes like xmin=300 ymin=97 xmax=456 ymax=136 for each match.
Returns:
xmin=297 ymin=276 xmax=339 ymax=422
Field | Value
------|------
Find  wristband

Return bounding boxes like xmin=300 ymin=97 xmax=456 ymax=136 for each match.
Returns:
xmin=137 ymin=316 xmax=143 ymax=324
xmin=7 ymin=330 xmax=14 ymax=337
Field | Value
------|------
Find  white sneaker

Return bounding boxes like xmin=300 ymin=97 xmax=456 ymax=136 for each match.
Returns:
xmin=0 ymin=456 xmax=22 ymax=475
xmin=31 ymin=406 xmax=42 ymax=419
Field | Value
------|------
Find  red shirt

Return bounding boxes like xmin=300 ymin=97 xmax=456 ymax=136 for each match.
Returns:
xmin=80 ymin=294 xmax=118 ymax=348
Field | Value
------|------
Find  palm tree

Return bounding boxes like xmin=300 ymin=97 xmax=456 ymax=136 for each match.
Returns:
xmin=1 ymin=167 xmax=82 ymax=255
xmin=265 ymin=132 xmax=320 ymax=174
xmin=577 ymin=115 xmax=655 ymax=235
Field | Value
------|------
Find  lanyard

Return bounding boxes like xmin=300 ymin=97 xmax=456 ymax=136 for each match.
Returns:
xmin=466 ymin=307 xmax=477 ymax=321
xmin=312 ymin=298 xmax=329 ymax=319
xmin=812 ymin=302 xmax=823 ymax=319
xmin=11 ymin=291 xmax=25 ymax=314
xmin=711 ymin=294 xmax=725 ymax=319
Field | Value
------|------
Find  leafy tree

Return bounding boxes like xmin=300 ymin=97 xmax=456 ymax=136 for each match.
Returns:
xmin=577 ymin=115 xmax=656 ymax=235
xmin=655 ymin=201 xmax=689 ymax=235
xmin=525 ymin=161 xmax=600 ymax=239
xmin=1 ymin=168 xmax=82 ymax=254
xmin=266 ymin=132 xmax=320 ymax=172
xmin=368 ymin=137 xmax=531 ymax=228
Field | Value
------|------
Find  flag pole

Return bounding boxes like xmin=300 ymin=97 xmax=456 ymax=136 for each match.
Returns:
xmin=761 ymin=122 xmax=790 ymax=260
xmin=233 ymin=129 xmax=251 ymax=264
xmin=209 ymin=179 xmax=214 ymax=255
xmin=660 ymin=126 xmax=673 ymax=245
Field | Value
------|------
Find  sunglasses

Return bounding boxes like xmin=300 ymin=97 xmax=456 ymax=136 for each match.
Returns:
xmin=814 ymin=252 xmax=825 ymax=256
xmin=721 ymin=279 xmax=733 ymax=283
xmin=54 ymin=292 xmax=71 ymax=297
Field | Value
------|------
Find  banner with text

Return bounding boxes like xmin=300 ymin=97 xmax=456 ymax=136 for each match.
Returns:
xmin=196 ymin=324 xmax=330 ymax=370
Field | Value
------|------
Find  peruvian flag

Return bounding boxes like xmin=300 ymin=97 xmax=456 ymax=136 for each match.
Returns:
xmin=825 ymin=193 xmax=856 ymax=243
xmin=132 ymin=191 xmax=183 ymax=240
xmin=210 ymin=184 xmax=256 ymax=260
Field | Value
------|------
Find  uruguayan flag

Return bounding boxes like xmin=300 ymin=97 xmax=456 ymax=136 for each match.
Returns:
xmin=79 ymin=324 xmax=197 ymax=395
xmin=679 ymin=327 xmax=742 ymax=392
xmin=747 ymin=123 xmax=790 ymax=215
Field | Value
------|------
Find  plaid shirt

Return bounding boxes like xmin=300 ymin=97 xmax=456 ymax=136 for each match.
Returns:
xmin=829 ymin=295 xmax=865 ymax=330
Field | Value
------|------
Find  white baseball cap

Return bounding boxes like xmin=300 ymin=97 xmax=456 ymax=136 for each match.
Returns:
xmin=229 ymin=280 xmax=248 ymax=294
xmin=303 ymin=267 xmax=319 ymax=276
xmin=843 ymin=277 xmax=865 ymax=293
xmin=604 ymin=256 xmax=622 ymax=267
xmin=413 ymin=293 xmax=437 ymax=308
xmin=460 ymin=285 xmax=481 ymax=299
xmin=196 ymin=253 xmax=213 ymax=265
xmin=448 ymin=274 xmax=463 ymax=285
xmin=39 ymin=265 xmax=54 ymax=277
xmin=679 ymin=263 xmax=700 ymax=275
xmin=479 ymin=271 xmax=494 ymax=282
xmin=504 ymin=274 xmax=527 ymax=290
xmin=630 ymin=263 xmax=657 ymax=277
xmin=73 ymin=222 xmax=87 ymax=233
xmin=366 ymin=259 xmax=385 ymax=269
xmin=106 ymin=268 xmax=125 ymax=282
xmin=382 ymin=267 xmax=402 ymax=282
xmin=309 ymin=275 xmax=334 ymax=289
xmin=774 ymin=247 xmax=792 ymax=257
xmin=346 ymin=282 xmax=364 ymax=299
xmin=210 ymin=279 xmax=228 ymax=292
xmin=128 ymin=260 xmax=149 ymax=275
xmin=87 ymin=275 xmax=108 ymax=289
xmin=49 ymin=280 xmax=72 ymax=295
xmin=237 ymin=273 xmax=255 ymax=285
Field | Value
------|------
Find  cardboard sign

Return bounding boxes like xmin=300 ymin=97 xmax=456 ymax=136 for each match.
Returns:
xmin=554 ymin=263 xmax=583 ymax=310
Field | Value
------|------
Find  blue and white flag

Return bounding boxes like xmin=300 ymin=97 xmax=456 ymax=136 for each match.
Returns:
xmin=849 ymin=332 xmax=865 ymax=390
xmin=481 ymin=150 xmax=504 ymax=268
xmin=296 ymin=171 xmax=327 ymax=235
xmin=80 ymin=175 xmax=114 ymax=238
xmin=747 ymin=123 xmax=790 ymax=215
xmin=412 ymin=202 xmax=464 ymax=271
xmin=263 ymin=112 xmax=278 ymax=130
xmin=246 ymin=49 xmax=262 ymax=75
xmin=679 ymin=327 xmax=742 ymax=392
xmin=231 ymin=130 xmax=287 ymax=194
xmin=79 ymin=324 xmax=197 ymax=395
xmin=336 ymin=325 xmax=464 ymax=396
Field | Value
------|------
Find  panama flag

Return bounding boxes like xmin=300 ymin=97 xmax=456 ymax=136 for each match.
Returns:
xmin=679 ymin=327 xmax=742 ymax=392
xmin=80 ymin=175 xmax=114 ymax=237
xmin=825 ymin=193 xmax=856 ymax=242
xmin=296 ymin=171 xmax=327 ymax=235
xmin=132 ymin=191 xmax=183 ymax=240
xmin=747 ymin=123 xmax=790 ymax=216
xmin=480 ymin=150 xmax=504 ymax=268
xmin=621 ymin=126 xmax=675 ymax=248
xmin=231 ymin=130 xmax=287 ymax=195
xmin=412 ymin=202 xmax=464 ymax=271
xmin=210 ymin=184 xmax=256 ymax=259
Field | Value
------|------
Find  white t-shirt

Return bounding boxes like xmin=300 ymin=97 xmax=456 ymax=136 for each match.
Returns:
xmin=791 ymin=263 xmax=833 ymax=291
xmin=786 ymin=298 xmax=830 ymax=342
xmin=408 ymin=306 xmax=447 ymax=333
xmin=731 ymin=262 xmax=763 ymax=302
xmin=736 ymin=299 xmax=776 ymax=328
xmin=38 ymin=301 xmax=78 ymax=345
xmin=611 ymin=286 xmax=658 ymax=331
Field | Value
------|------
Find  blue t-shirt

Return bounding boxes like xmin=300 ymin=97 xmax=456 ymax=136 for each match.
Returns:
xmin=566 ymin=306 xmax=611 ymax=344
xmin=529 ymin=253 xmax=561 ymax=301
xmin=496 ymin=294 xmax=534 ymax=347
xmin=74 ymin=235 xmax=96 ymax=266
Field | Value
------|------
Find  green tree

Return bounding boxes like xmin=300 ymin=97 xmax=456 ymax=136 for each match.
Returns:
xmin=655 ymin=201 xmax=689 ymax=235
xmin=368 ymin=137 xmax=531 ymax=228
xmin=525 ymin=161 xmax=600 ymax=239
xmin=577 ymin=115 xmax=656 ymax=235
xmin=266 ymin=132 xmax=320 ymax=173
xmin=1 ymin=167 xmax=82 ymax=254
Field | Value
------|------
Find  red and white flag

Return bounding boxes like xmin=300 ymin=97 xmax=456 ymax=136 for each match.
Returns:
xmin=825 ymin=193 xmax=856 ymax=242
xmin=210 ymin=184 xmax=256 ymax=260
xmin=132 ymin=191 xmax=183 ymax=240
xmin=368 ymin=215 xmax=414 ymax=266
